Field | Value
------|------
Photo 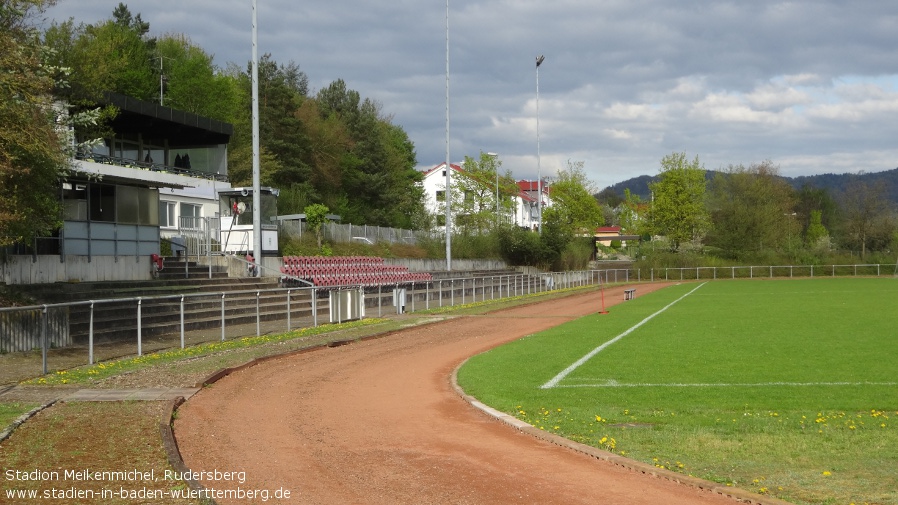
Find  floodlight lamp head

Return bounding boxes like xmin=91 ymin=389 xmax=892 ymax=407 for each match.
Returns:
xmin=536 ymin=55 xmax=545 ymax=67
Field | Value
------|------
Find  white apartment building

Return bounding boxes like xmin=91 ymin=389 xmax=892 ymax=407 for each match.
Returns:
xmin=419 ymin=162 xmax=550 ymax=231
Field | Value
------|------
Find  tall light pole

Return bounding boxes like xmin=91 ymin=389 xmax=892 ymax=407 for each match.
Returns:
xmin=444 ymin=0 xmax=452 ymax=271
xmin=486 ymin=152 xmax=499 ymax=226
xmin=251 ymin=0 xmax=262 ymax=273
xmin=536 ymin=55 xmax=545 ymax=234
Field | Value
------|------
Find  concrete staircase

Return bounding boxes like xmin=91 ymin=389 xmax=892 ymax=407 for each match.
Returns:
xmin=9 ymin=260 xmax=552 ymax=348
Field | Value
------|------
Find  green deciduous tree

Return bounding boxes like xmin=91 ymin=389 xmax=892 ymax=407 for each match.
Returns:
xmin=0 ymin=0 xmax=70 ymax=247
xmin=706 ymin=161 xmax=798 ymax=259
xmin=618 ymin=189 xmax=645 ymax=237
xmin=805 ymin=210 xmax=830 ymax=251
xmin=154 ymin=34 xmax=238 ymax=121
xmin=450 ymin=152 xmax=515 ymax=234
xmin=304 ymin=203 xmax=329 ymax=250
xmin=795 ymin=185 xmax=837 ymax=243
xmin=67 ymin=7 xmax=156 ymax=101
xmin=646 ymin=152 xmax=709 ymax=252
xmin=314 ymin=79 xmax=423 ymax=227
xmin=839 ymin=178 xmax=892 ymax=259
xmin=546 ymin=160 xmax=604 ymax=236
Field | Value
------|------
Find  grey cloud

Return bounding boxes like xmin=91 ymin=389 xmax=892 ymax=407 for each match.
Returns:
xmin=45 ymin=0 xmax=898 ymax=188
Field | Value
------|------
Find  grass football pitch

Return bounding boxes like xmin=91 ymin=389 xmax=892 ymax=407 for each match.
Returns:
xmin=457 ymin=277 xmax=898 ymax=505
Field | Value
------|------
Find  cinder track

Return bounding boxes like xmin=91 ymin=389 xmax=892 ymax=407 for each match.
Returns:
xmin=175 ymin=284 xmax=746 ymax=504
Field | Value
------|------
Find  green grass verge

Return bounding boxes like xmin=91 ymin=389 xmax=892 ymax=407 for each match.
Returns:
xmin=457 ymin=278 xmax=898 ymax=505
xmin=0 ymin=402 xmax=39 ymax=428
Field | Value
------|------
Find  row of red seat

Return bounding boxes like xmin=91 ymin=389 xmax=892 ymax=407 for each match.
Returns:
xmin=298 ymin=271 xmax=432 ymax=288
xmin=280 ymin=256 xmax=432 ymax=288
xmin=282 ymin=255 xmax=385 ymax=268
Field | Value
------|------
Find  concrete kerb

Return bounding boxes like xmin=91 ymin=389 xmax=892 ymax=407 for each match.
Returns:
xmin=160 ymin=396 xmax=217 ymax=505
xmin=449 ymin=360 xmax=795 ymax=505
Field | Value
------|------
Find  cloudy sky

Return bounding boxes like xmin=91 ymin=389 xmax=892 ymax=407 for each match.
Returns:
xmin=43 ymin=0 xmax=898 ymax=189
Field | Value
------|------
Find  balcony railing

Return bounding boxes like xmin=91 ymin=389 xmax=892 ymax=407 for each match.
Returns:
xmin=75 ymin=152 xmax=228 ymax=182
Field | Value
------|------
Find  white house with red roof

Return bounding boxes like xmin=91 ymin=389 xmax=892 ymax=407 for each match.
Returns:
xmin=419 ymin=162 xmax=551 ymax=231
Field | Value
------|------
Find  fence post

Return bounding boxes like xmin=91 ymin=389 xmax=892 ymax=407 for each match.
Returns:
xmin=137 ymin=297 xmax=143 ymax=356
xmin=89 ymin=302 xmax=95 ymax=365
xmin=180 ymin=296 xmax=185 ymax=349
xmin=287 ymin=290 xmax=292 ymax=332
xmin=312 ymin=288 xmax=318 ymax=327
xmin=256 ymin=291 xmax=261 ymax=337
xmin=220 ymin=293 xmax=226 ymax=341
xmin=41 ymin=305 xmax=48 ymax=375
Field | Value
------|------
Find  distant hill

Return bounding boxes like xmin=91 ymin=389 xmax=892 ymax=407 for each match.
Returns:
xmin=601 ymin=168 xmax=898 ymax=205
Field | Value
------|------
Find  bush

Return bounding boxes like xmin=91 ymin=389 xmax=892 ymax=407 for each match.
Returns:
xmin=556 ymin=238 xmax=594 ymax=271
xmin=498 ymin=226 xmax=551 ymax=268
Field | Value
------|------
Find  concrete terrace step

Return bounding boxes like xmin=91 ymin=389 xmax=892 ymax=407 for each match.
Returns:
xmin=67 ymin=290 xmax=320 ymax=342
xmin=68 ymin=294 xmax=317 ymax=327
xmin=16 ymin=277 xmax=283 ymax=304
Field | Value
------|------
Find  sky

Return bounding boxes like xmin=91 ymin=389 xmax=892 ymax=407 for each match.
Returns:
xmin=42 ymin=0 xmax=898 ymax=189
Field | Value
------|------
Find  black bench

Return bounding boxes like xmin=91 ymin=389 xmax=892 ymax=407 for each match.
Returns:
xmin=624 ymin=288 xmax=636 ymax=301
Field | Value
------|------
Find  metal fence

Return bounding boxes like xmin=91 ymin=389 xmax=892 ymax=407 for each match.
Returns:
xmin=279 ymin=220 xmax=426 ymax=245
xmin=2 ymin=262 xmax=895 ymax=381
xmin=643 ymin=263 xmax=897 ymax=281
xmin=0 ymin=268 xmax=628 ymax=381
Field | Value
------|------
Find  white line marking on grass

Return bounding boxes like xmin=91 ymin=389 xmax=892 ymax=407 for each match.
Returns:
xmin=553 ymin=381 xmax=898 ymax=388
xmin=540 ymin=282 xmax=707 ymax=390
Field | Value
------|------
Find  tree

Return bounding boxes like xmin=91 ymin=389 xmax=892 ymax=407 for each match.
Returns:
xmin=0 ymin=0 xmax=70 ymax=247
xmin=449 ymin=152 xmax=515 ymax=234
xmin=706 ymin=161 xmax=798 ymax=258
xmin=154 ymin=34 xmax=238 ymax=121
xmin=839 ymin=178 xmax=891 ymax=259
xmin=618 ymin=189 xmax=645 ymax=237
xmin=646 ymin=152 xmax=709 ymax=252
xmin=314 ymin=79 xmax=423 ymax=227
xmin=805 ymin=210 xmax=830 ymax=251
xmin=795 ymin=184 xmax=837 ymax=243
xmin=64 ymin=6 xmax=157 ymax=102
xmin=304 ymin=203 xmax=330 ymax=250
xmin=546 ymin=160 xmax=604 ymax=236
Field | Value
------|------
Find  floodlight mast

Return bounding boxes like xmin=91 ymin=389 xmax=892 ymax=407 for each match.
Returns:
xmin=251 ymin=0 xmax=262 ymax=274
xmin=486 ymin=152 xmax=499 ymax=226
xmin=536 ymin=55 xmax=545 ymax=235
xmin=445 ymin=0 xmax=452 ymax=271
